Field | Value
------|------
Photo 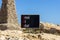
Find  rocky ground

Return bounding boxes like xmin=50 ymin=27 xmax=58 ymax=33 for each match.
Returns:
xmin=0 ymin=22 xmax=60 ymax=40
xmin=0 ymin=30 xmax=60 ymax=40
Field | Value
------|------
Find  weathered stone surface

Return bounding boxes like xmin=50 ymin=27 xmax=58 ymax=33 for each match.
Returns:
xmin=0 ymin=30 xmax=59 ymax=40
xmin=40 ymin=22 xmax=60 ymax=34
xmin=0 ymin=0 xmax=20 ymax=30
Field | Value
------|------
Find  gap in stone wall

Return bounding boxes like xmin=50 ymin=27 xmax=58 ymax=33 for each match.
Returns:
xmin=0 ymin=0 xmax=2 ymax=8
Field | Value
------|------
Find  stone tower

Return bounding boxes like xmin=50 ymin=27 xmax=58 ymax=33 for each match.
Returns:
xmin=0 ymin=0 xmax=20 ymax=30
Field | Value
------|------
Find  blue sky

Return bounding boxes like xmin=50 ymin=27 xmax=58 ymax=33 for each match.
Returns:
xmin=0 ymin=0 xmax=60 ymax=24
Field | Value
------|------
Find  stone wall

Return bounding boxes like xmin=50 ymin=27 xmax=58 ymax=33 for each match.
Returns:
xmin=0 ymin=0 xmax=20 ymax=30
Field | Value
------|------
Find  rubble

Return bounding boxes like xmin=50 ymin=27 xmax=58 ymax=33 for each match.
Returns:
xmin=0 ymin=30 xmax=59 ymax=40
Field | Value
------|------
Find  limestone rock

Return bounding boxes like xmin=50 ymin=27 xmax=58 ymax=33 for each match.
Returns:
xmin=0 ymin=0 xmax=20 ymax=30
xmin=0 ymin=30 xmax=59 ymax=40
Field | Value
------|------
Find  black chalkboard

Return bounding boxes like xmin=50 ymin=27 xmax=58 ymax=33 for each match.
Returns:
xmin=21 ymin=15 xmax=39 ymax=28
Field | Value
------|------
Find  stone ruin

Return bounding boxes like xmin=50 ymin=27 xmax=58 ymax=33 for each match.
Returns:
xmin=0 ymin=0 xmax=20 ymax=30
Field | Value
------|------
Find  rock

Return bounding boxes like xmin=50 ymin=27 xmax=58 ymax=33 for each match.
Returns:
xmin=0 ymin=36 xmax=6 ymax=40
xmin=0 ymin=0 xmax=20 ymax=30
xmin=0 ymin=30 xmax=59 ymax=40
xmin=19 ymin=37 xmax=30 ymax=40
